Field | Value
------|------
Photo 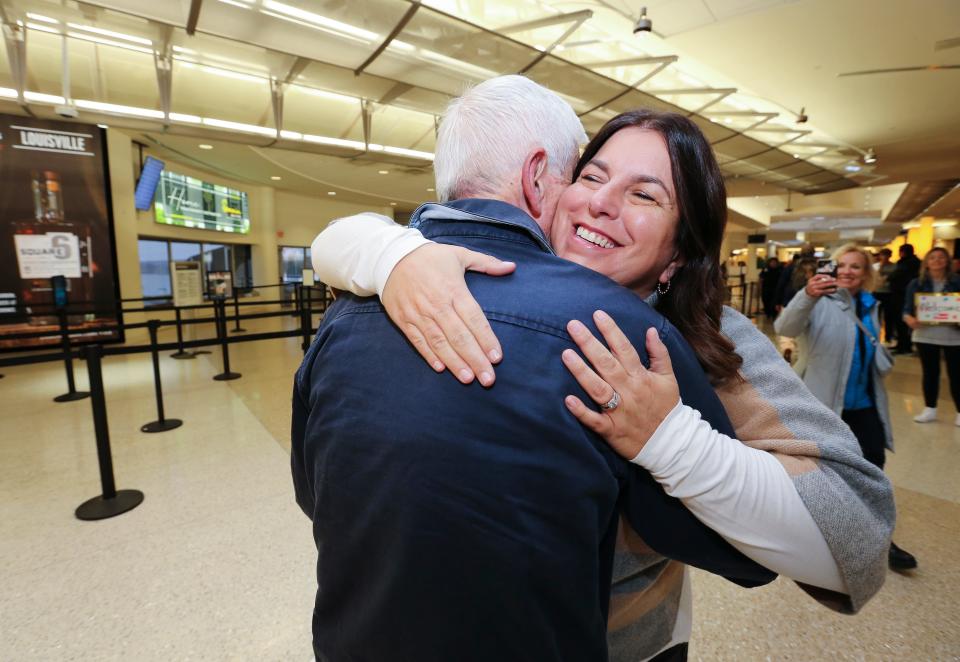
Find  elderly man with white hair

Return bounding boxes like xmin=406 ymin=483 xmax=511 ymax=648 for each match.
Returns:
xmin=291 ymin=75 xmax=773 ymax=661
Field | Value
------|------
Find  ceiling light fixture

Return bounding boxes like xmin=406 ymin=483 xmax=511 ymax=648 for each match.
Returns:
xmin=378 ymin=170 xmax=389 ymax=175
xmin=198 ymin=144 xmax=214 ymax=150
xmin=863 ymin=148 xmax=877 ymax=164
xmin=390 ymin=202 xmax=398 ymax=206
xmin=271 ymin=176 xmax=282 ymax=180
xmin=67 ymin=23 xmax=152 ymax=45
xmin=633 ymin=7 xmax=652 ymax=34
xmin=327 ymin=191 xmax=337 ymax=196
xmin=25 ymin=13 xmax=58 ymax=24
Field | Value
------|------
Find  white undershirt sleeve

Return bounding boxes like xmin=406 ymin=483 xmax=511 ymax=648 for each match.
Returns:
xmin=634 ymin=401 xmax=847 ymax=593
xmin=310 ymin=213 xmax=430 ymax=297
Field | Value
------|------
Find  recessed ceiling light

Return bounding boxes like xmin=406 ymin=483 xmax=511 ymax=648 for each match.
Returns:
xmin=792 ymin=154 xmax=799 ymax=159
xmin=198 ymin=143 xmax=213 ymax=150
xmin=97 ymin=123 xmax=108 ymax=129
xmin=327 ymin=191 xmax=336 ymax=196
xmin=427 ymin=187 xmax=435 ymax=192
xmin=270 ymin=176 xmax=282 ymax=180
xmin=390 ymin=202 xmax=397 ymax=206
xmin=378 ymin=170 xmax=389 ymax=175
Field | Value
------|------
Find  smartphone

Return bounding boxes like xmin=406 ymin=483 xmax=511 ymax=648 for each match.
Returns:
xmin=816 ymin=259 xmax=838 ymax=290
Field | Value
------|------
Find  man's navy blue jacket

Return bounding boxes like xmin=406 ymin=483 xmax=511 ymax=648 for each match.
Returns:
xmin=291 ymin=199 xmax=774 ymax=662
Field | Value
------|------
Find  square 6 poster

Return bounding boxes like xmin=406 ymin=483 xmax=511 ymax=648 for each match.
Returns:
xmin=0 ymin=114 xmax=122 ymax=349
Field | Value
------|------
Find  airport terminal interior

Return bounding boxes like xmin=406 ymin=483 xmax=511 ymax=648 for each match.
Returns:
xmin=1 ymin=0 xmax=959 ymax=659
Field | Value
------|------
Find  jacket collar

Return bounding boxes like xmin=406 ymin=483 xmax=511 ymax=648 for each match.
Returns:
xmin=409 ymin=198 xmax=555 ymax=255
xmin=827 ymin=288 xmax=875 ymax=311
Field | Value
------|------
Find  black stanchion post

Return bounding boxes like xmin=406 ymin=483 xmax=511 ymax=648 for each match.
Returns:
xmin=170 ymin=307 xmax=196 ymax=359
xmin=53 ymin=309 xmax=90 ymax=403
xmin=213 ymin=298 xmax=241 ymax=381
xmin=141 ymin=320 xmax=183 ymax=433
xmin=292 ymin=282 xmax=301 ymax=317
xmin=75 ymin=344 xmax=145 ymax=521
xmin=300 ymin=285 xmax=313 ymax=354
xmin=231 ymin=288 xmax=246 ymax=333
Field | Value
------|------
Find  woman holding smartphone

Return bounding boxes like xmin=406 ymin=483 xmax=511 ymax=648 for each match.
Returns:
xmin=775 ymin=243 xmax=916 ymax=571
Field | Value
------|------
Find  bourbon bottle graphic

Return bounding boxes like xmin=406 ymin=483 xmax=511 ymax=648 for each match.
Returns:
xmin=13 ymin=170 xmax=94 ymax=325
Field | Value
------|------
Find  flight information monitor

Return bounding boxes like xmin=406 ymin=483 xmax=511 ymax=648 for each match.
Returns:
xmin=154 ymin=170 xmax=250 ymax=234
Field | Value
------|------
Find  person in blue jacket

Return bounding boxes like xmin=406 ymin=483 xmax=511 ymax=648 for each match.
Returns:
xmin=290 ymin=75 xmax=772 ymax=662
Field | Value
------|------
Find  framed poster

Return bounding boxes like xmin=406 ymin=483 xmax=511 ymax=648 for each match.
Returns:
xmin=207 ymin=271 xmax=233 ymax=298
xmin=0 ymin=114 xmax=122 ymax=350
xmin=171 ymin=261 xmax=203 ymax=308
xmin=915 ymin=292 xmax=960 ymax=324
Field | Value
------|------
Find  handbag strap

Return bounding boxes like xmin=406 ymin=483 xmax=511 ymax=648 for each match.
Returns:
xmin=831 ymin=296 xmax=879 ymax=346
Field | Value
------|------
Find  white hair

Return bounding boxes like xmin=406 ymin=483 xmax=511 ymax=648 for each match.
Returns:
xmin=433 ymin=75 xmax=587 ymax=202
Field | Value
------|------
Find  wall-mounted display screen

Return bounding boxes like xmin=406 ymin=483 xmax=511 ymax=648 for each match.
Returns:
xmin=0 ymin=114 xmax=122 ymax=350
xmin=154 ymin=171 xmax=250 ymax=234
xmin=134 ymin=156 xmax=165 ymax=211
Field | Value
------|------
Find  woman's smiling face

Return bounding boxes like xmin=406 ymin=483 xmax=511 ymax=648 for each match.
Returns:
xmin=549 ymin=127 xmax=682 ymax=296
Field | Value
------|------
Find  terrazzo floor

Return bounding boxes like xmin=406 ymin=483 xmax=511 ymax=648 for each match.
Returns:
xmin=1 ymin=313 xmax=958 ymax=660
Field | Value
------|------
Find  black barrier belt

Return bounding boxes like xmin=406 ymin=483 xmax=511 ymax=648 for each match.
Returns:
xmin=0 ymin=326 xmax=318 ymax=368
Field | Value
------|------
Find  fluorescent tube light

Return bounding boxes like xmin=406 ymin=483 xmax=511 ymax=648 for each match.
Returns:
xmin=261 ymin=1 xmax=379 ymax=41
xmin=202 ymin=117 xmax=277 ymax=136
xmin=75 ymin=99 xmax=165 ymax=118
xmin=26 ymin=13 xmax=59 ymax=24
xmin=67 ymin=23 xmax=152 ymax=45
xmin=24 ymin=91 xmax=66 ymax=104
xmin=169 ymin=112 xmax=202 ymax=124
xmin=302 ymin=134 xmax=366 ymax=150
xmin=26 ymin=22 xmax=62 ymax=35
xmin=67 ymin=32 xmax=154 ymax=55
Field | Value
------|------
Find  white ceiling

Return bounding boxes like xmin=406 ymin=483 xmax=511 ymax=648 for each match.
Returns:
xmin=0 ymin=0 xmax=956 ymax=232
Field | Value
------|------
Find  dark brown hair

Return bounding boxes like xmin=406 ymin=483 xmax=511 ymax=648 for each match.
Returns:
xmin=573 ymin=110 xmax=742 ymax=385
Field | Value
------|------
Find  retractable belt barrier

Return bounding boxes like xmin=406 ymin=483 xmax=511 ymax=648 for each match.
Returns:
xmin=1 ymin=282 xmax=330 ymax=521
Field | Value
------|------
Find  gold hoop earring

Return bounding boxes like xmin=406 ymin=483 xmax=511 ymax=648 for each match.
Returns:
xmin=657 ymin=279 xmax=671 ymax=295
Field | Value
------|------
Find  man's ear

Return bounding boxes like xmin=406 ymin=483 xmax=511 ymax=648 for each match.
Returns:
xmin=520 ymin=148 xmax=548 ymax=219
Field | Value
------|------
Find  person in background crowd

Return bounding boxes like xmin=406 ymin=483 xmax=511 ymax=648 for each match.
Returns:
xmin=760 ymin=256 xmax=783 ymax=319
xmin=778 ymin=257 xmax=817 ymax=364
xmin=775 ymin=243 xmax=917 ymax=572
xmin=951 ymin=256 xmax=960 ymax=277
xmin=775 ymin=244 xmax=815 ymax=312
xmin=872 ymin=248 xmax=897 ymax=345
xmin=903 ymin=246 xmax=960 ymax=425
xmin=887 ymin=243 xmax=922 ymax=354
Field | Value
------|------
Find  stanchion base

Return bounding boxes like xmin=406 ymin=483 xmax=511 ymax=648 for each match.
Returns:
xmin=54 ymin=391 xmax=91 ymax=402
xmin=170 ymin=351 xmax=196 ymax=360
xmin=141 ymin=418 xmax=184 ymax=433
xmin=231 ymin=327 xmax=247 ymax=333
xmin=213 ymin=372 xmax=242 ymax=381
xmin=75 ymin=489 xmax=144 ymax=521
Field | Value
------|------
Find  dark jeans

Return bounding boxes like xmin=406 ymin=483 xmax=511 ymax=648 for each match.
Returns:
xmin=873 ymin=292 xmax=897 ymax=342
xmin=841 ymin=407 xmax=887 ymax=470
xmin=915 ymin=343 xmax=960 ymax=410
xmin=650 ymin=642 xmax=688 ymax=662
xmin=890 ymin=293 xmax=912 ymax=351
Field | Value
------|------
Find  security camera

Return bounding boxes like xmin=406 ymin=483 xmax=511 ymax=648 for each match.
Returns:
xmin=54 ymin=104 xmax=79 ymax=119
xmin=796 ymin=107 xmax=808 ymax=124
xmin=633 ymin=7 xmax=652 ymax=33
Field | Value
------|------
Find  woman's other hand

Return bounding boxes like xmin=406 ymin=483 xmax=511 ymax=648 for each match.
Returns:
xmin=562 ymin=311 xmax=681 ymax=460
xmin=805 ymin=274 xmax=838 ymax=298
xmin=381 ymin=243 xmax=515 ymax=386
xmin=903 ymin=314 xmax=920 ymax=330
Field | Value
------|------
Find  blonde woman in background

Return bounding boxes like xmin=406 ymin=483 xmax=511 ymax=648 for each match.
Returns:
xmin=775 ymin=243 xmax=917 ymax=571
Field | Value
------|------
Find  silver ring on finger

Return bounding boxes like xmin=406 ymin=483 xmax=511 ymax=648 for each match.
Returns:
xmin=601 ymin=390 xmax=621 ymax=412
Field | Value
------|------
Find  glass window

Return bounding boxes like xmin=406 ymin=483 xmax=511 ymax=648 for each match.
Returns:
xmin=203 ymin=243 xmax=231 ymax=273
xmin=232 ymin=244 xmax=252 ymax=289
xmin=170 ymin=241 xmax=202 ymax=262
xmin=280 ymin=246 xmax=306 ymax=283
xmin=139 ymin=239 xmax=171 ymax=297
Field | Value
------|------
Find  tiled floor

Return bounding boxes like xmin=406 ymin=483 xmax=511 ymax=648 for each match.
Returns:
xmin=2 ymin=314 xmax=959 ymax=660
